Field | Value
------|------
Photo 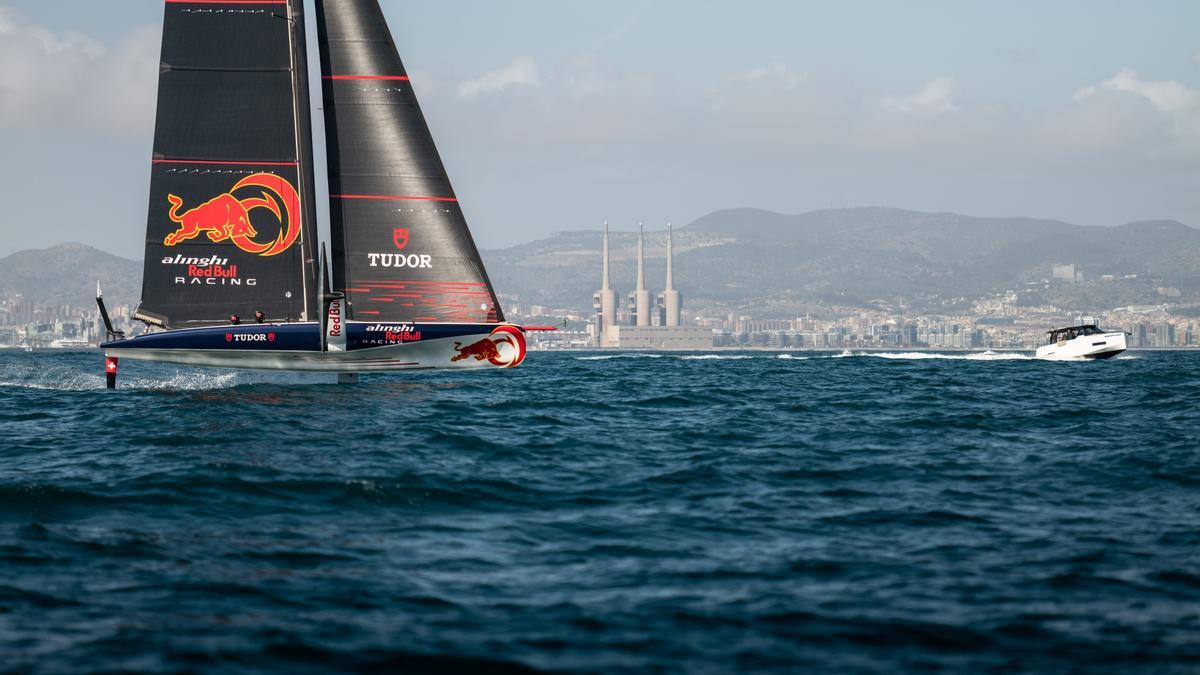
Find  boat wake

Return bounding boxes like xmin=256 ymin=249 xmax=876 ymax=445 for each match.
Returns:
xmin=577 ymin=350 xmax=1035 ymax=362
xmin=576 ymin=353 xmax=757 ymax=361
xmin=0 ymin=355 xmax=325 ymax=391
xmin=865 ymin=351 xmax=1033 ymax=361
xmin=0 ymin=369 xmax=246 ymax=392
xmin=574 ymin=353 xmax=667 ymax=361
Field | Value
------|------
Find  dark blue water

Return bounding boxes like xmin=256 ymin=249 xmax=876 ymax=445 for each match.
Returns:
xmin=1 ymin=349 xmax=1198 ymax=673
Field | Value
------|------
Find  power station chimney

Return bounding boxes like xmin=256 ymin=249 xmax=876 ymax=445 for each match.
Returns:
xmin=661 ymin=223 xmax=682 ymax=326
xmin=602 ymin=221 xmax=611 ymax=292
xmin=628 ymin=223 xmax=651 ymax=326
xmin=592 ymin=221 xmax=619 ymax=346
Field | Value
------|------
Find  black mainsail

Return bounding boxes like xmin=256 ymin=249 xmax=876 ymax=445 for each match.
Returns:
xmin=136 ymin=0 xmax=319 ymax=328
xmin=314 ymin=0 xmax=504 ymax=324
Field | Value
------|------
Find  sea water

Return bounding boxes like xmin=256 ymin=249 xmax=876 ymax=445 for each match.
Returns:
xmin=1 ymin=350 xmax=1197 ymax=673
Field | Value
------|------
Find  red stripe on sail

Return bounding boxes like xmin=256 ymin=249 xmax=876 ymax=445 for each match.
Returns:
xmin=331 ymin=194 xmax=457 ymax=202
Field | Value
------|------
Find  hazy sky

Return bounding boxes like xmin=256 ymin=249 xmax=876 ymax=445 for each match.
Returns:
xmin=1 ymin=1 xmax=1198 ymax=259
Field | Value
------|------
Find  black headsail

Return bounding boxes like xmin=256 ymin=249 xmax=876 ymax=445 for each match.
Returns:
xmin=315 ymin=0 xmax=504 ymax=324
xmin=136 ymin=0 xmax=319 ymax=328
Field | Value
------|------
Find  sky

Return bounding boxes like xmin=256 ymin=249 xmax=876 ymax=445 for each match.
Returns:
xmin=0 ymin=1 xmax=1198 ymax=259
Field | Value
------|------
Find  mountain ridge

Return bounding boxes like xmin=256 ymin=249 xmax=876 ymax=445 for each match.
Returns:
xmin=0 ymin=243 xmax=142 ymax=310
xmin=483 ymin=207 xmax=1200 ymax=313
xmin=3 ymin=208 xmax=1198 ymax=316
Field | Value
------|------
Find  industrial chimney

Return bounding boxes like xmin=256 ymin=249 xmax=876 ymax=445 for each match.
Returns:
xmin=628 ymin=223 xmax=651 ymax=326
xmin=592 ymin=222 xmax=619 ymax=346
xmin=659 ymin=223 xmax=682 ymax=326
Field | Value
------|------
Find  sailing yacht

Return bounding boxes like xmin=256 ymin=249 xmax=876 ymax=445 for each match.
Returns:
xmin=99 ymin=0 xmax=544 ymax=387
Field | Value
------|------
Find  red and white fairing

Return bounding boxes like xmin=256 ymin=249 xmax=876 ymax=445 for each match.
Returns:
xmin=326 ymin=296 xmax=346 ymax=352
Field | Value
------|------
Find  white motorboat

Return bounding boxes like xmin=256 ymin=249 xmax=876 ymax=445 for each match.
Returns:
xmin=1036 ymin=324 xmax=1127 ymax=360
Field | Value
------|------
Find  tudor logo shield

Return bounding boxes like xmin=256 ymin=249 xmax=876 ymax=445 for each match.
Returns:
xmin=393 ymin=227 xmax=409 ymax=250
xmin=225 ymin=333 xmax=233 ymax=342
xmin=268 ymin=332 xmax=276 ymax=342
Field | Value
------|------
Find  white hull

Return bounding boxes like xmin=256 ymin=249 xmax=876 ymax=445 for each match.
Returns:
xmin=106 ymin=332 xmax=520 ymax=372
xmin=1036 ymin=332 xmax=1126 ymax=360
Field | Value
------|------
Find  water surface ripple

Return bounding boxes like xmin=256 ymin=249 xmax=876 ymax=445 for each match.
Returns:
xmin=1 ymin=350 xmax=1198 ymax=673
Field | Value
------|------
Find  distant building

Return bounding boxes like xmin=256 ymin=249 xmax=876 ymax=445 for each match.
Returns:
xmin=609 ymin=325 xmax=714 ymax=350
xmin=1052 ymin=264 xmax=1081 ymax=283
xmin=592 ymin=221 xmax=702 ymax=348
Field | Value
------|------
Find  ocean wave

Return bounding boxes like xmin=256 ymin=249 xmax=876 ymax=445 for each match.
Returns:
xmin=2 ymin=350 xmax=1197 ymax=673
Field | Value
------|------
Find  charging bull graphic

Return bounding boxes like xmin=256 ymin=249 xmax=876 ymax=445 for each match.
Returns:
xmin=163 ymin=173 xmax=301 ymax=257
xmin=450 ymin=325 xmax=526 ymax=368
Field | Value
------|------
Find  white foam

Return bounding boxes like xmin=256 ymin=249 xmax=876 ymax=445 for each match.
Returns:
xmin=0 ymin=370 xmax=251 ymax=392
xmin=867 ymin=351 xmax=1032 ymax=361
xmin=680 ymin=354 xmax=753 ymax=360
xmin=0 ymin=354 xmax=323 ymax=392
xmin=575 ymin=353 xmax=666 ymax=361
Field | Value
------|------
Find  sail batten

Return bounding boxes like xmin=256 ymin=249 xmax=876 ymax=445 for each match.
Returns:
xmin=136 ymin=0 xmax=319 ymax=328
xmin=315 ymin=0 xmax=503 ymax=324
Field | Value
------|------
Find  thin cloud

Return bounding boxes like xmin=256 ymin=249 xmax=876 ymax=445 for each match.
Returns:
xmin=0 ymin=5 xmax=158 ymax=136
xmin=432 ymin=53 xmax=1200 ymax=172
xmin=457 ymin=56 xmax=540 ymax=100
xmin=1075 ymin=67 xmax=1200 ymax=146
xmin=880 ymin=77 xmax=960 ymax=114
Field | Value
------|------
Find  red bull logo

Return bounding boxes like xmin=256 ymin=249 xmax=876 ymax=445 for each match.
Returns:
xmin=163 ymin=173 xmax=301 ymax=257
xmin=450 ymin=325 xmax=526 ymax=368
xmin=327 ymin=299 xmax=342 ymax=337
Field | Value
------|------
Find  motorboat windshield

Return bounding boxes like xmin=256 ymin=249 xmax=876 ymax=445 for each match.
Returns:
xmin=1047 ymin=325 xmax=1106 ymax=344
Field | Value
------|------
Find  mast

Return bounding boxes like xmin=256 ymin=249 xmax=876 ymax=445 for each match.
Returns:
xmin=134 ymin=0 xmax=320 ymax=328
xmin=288 ymin=0 xmax=320 ymax=322
xmin=314 ymin=0 xmax=503 ymax=324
